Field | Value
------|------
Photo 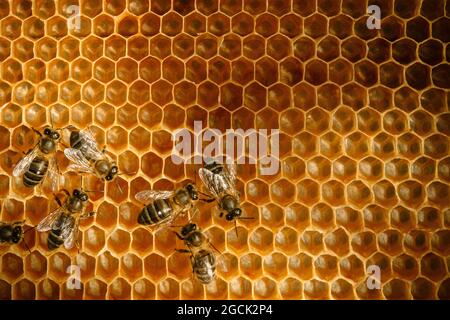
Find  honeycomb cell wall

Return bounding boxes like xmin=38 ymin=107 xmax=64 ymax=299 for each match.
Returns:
xmin=0 ymin=0 xmax=449 ymax=300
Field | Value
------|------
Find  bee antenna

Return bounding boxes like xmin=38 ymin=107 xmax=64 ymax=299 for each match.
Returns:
xmin=234 ymin=220 xmax=238 ymax=238
xmin=23 ymin=225 xmax=36 ymax=234
xmin=83 ymin=189 xmax=104 ymax=194
xmin=23 ymin=240 xmax=32 ymax=255
xmin=237 ymin=216 xmax=255 ymax=220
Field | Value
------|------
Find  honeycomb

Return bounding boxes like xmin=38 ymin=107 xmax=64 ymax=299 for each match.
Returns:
xmin=0 ymin=0 xmax=449 ymax=300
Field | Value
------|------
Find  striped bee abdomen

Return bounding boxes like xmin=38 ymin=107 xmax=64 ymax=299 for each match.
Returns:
xmin=70 ymin=131 xmax=83 ymax=149
xmin=194 ymin=250 xmax=216 ymax=284
xmin=23 ymin=156 xmax=48 ymax=187
xmin=138 ymin=199 xmax=173 ymax=225
xmin=47 ymin=229 xmax=64 ymax=250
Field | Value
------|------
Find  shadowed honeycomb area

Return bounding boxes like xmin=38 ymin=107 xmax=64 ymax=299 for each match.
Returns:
xmin=0 ymin=0 xmax=449 ymax=300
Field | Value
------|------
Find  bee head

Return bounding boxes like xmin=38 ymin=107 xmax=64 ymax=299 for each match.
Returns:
xmin=181 ymin=223 xmax=196 ymax=236
xmin=73 ymin=189 xmax=89 ymax=201
xmin=105 ymin=165 xmax=118 ymax=181
xmin=225 ymin=208 xmax=242 ymax=221
xmin=186 ymin=183 xmax=198 ymax=200
xmin=12 ymin=226 xmax=23 ymax=244
xmin=44 ymin=127 xmax=60 ymax=140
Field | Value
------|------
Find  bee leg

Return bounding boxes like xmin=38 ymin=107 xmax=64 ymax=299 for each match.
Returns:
xmin=32 ymin=128 xmax=42 ymax=137
xmin=175 ymin=248 xmax=190 ymax=254
xmin=53 ymin=193 xmax=64 ymax=207
xmin=173 ymin=232 xmax=184 ymax=241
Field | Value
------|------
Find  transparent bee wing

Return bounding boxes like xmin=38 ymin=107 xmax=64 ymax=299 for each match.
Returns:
xmin=135 ymin=190 xmax=175 ymax=203
xmin=64 ymin=148 xmax=95 ymax=174
xmin=198 ymin=168 xmax=221 ymax=198
xmin=62 ymin=215 xmax=78 ymax=250
xmin=78 ymin=129 xmax=104 ymax=160
xmin=37 ymin=206 xmax=65 ymax=232
xmin=13 ymin=147 xmax=38 ymax=177
xmin=223 ymin=157 xmax=237 ymax=187
xmin=47 ymin=157 xmax=60 ymax=192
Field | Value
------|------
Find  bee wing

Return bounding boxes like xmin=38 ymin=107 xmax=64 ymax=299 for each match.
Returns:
xmin=223 ymin=157 xmax=237 ymax=187
xmin=135 ymin=190 xmax=175 ymax=203
xmin=198 ymin=168 xmax=221 ymax=198
xmin=79 ymin=129 xmax=104 ymax=160
xmin=47 ymin=157 xmax=60 ymax=192
xmin=62 ymin=215 xmax=78 ymax=250
xmin=12 ymin=147 xmax=38 ymax=177
xmin=37 ymin=206 xmax=65 ymax=232
xmin=64 ymin=148 xmax=95 ymax=174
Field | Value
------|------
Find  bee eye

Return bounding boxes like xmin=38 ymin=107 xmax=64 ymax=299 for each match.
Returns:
xmin=105 ymin=175 xmax=112 ymax=181
xmin=226 ymin=213 xmax=233 ymax=221
xmin=73 ymin=189 xmax=80 ymax=196
xmin=111 ymin=166 xmax=118 ymax=174
xmin=44 ymin=128 xmax=51 ymax=135
xmin=52 ymin=132 xmax=60 ymax=139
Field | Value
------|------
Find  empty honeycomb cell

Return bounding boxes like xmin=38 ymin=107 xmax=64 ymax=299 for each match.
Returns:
xmin=83 ymin=226 xmax=105 ymax=255
xmin=324 ymin=227 xmax=350 ymax=256
xmin=428 ymin=181 xmax=450 ymax=207
xmin=107 ymin=229 xmax=131 ymax=255
xmin=419 ymin=40 xmax=443 ymax=66
xmin=314 ymin=254 xmax=338 ymax=280
xmin=377 ymin=229 xmax=403 ymax=256
xmin=96 ymin=251 xmax=119 ymax=282
xmin=108 ymin=277 xmax=131 ymax=300
xmin=355 ymin=279 xmax=382 ymax=300
xmin=369 ymin=86 xmax=392 ymax=112
xmin=228 ymin=276 xmax=251 ymax=299
xmin=105 ymin=36 xmax=126 ymax=61
xmin=84 ymin=279 xmax=107 ymax=300
xmin=34 ymin=82 xmax=57 ymax=105
xmin=24 ymin=59 xmax=46 ymax=84
xmin=431 ymin=64 xmax=450 ymax=89
xmin=392 ymin=253 xmax=419 ymax=280
xmin=249 ymin=227 xmax=273 ymax=255
xmin=411 ymin=277 xmax=436 ymax=300
xmin=383 ymin=279 xmax=410 ymax=300
xmin=421 ymin=252 xmax=446 ymax=282
xmin=120 ymin=253 xmax=143 ymax=282
xmin=424 ymin=134 xmax=449 ymax=160
xmin=344 ymin=132 xmax=370 ymax=159
xmin=13 ymin=279 xmax=35 ymax=300
xmin=351 ymin=231 xmax=377 ymax=258
xmin=331 ymin=278 xmax=355 ymax=300
xmin=253 ymin=277 xmax=278 ymax=299
xmin=397 ymin=180 xmax=425 ymax=208
xmin=105 ymin=80 xmax=127 ymax=106
xmin=432 ymin=17 xmax=450 ymax=43
xmin=2 ymin=58 xmax=23 ymax=84
xmin=296 ymin=179 xmax=320 ymax=206
xmin=420 ymin=88 xmax=446 ymax=115
xmin=372 ymin=132 xmax=395 ymax=160
xmin=404 ymin=230 xmax=429 ymax=255
xmin=71 ymin=58 xmax=92 ymax=83
xmin=46 ymin=16 xmax=67 ymax=38
xmin=417 ymin=207 xmax=441 ymax=230
xmin=132 ymin=278 xmax=155 ymax=300
xmin=94 ymin=103 xmax=115 ymax=128
xmin=1 ymin=16 xmax=22 ymax=41
xmin=285 ymin=203 xmax=309 ymax=231
xmin=116 ymin=58 xmax=138 ymax=83
xmin=336 ymin=206 xmax=363 ymax=232
xmin=300 ymin=230 xmax=324 ymax=255
xmin=75 ymin=253 xmax=97 ymax=281
xmin=48 ymin=252 xmax=71 ymax=282
xmin=339 ymin=254 xmax=365 ymax=282
xmin=366 ymin=252 xmax=392 ymax=283
xmin=367 ymin=38 xmax=390 ymax=64
xmin=438 ymin=279 xmax=450 ymax=300
xmin=23 ymin=16 xmax=45 ymax=40
xmin=157 ymin=278 xmax=180 ymax=300
xmin=37 ymin=279 xmax=60 ymax=300
xmin=259 ymin=204 xmax=282 ymax=230
xmin=373 ymin=179 xmax=398 ymax=207
xmin=173 ymin=34 xmax=195 ymax=60
xmin=216 ymin=253 xmax=239 ymax=280
xmin=311 ymin=203 xmax=335 ymax=230
xmin=390 ymin=206 xmax=416 ymax=232
xmin=397 ymin=132 xmax=421 ymax=160
xmin=93 ymin=14 xmax=114 ymax=38
xmin=274 ymin=227 xmax=298 ymax=255
xmin=406 ymin=63 xmax=431 ymax=90
xmin=1 ymin=252 xmax=24 ymax=282
xmin=181 ymin=279 xmax=206 ymax=300
xmin=355 ymin=60 xmax=378 ymax=87
xmin=304 ymin=279 xmax=329 ymax=300
xmin=96 ymin=201 xmax=118 ymax=230
xmin=431 ymin=230 xmax=450 ymax=256
xmin=24 ymin=250 xmax=47 ymax=280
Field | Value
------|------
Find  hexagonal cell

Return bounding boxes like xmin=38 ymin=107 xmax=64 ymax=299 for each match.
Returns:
xmin=37 ymin=279 xmax=60 ymax=300
xmin=411 ymin=277 xmax=436 ymax=300
xmin=366 ymin=252 xmax=392 ymax=283
xmin=342 ymin=37 xmax=366 ymax=63
xmin=336 ymin=206 xmax=363 ymax=233
xmin=339 ymin=254 xmax=365 ymax=282
xmin=404 ymin=230 xmax=429 ymax=255
xmin=383 ymin=279 xmax=410 ymax=300
xmin=254 ymin=277 xmax=278 ymax=299
xmin=421 ymin=252 xmax=446 ymax=282
xmin=369 ymin=86 xmax=393 ymax=112
xmin=397 ymin=133 xmax=421 ymax=160
xmin=1 ymin=252 xmax=24 ymax=282
xmin=300 ymin=230 xmax=324 ymax=255
xmin=352 ymin=231 xmax=378 ymax=258
xmin=13 ymin=279 xmax=35 ymax=300
xmin=372 ymin=132 xmax=395 ymax=160
xmin=303 ymin=279 xmax=329 ymax=300
xmin=344 ymin=132 xmax=369 ymax=159
xmin=406 ymin=63 xmax=431 ymax=90
xmin=367 ymin=38 xmax=391 ymax=64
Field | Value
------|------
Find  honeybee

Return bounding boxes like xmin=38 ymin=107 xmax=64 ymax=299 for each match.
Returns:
xmin=0 ymin=220 xmax=25 ymax=245
xmin=64 ymin=128 xmax=119 ymax=182
xmin=37 ymin=189 xmax=95 ymax=251
xmin=199 ymin=159 xmax=251 ymax=230
xmin=13 ymin=127 xmax=61 ymax=191
xmin=135 ymin=183 xmax=211 ymax=230
xmin=174 ymin=223 xmax=219 ymax=284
